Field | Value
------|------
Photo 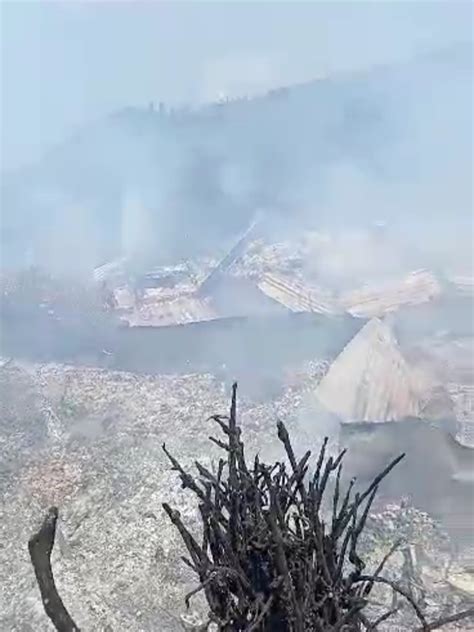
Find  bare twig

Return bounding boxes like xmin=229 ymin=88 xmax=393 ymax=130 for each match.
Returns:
xmin=356 ymin=575 xmax=428 ymax=627
xmin=414 ymin=606 xmax=474 ymax=631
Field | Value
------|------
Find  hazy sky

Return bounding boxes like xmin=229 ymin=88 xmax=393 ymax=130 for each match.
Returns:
xmin=1 ymin=1 xmax=472 ymax=170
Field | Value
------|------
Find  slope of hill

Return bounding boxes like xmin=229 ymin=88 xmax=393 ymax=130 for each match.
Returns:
xmin=1 ymin=43 xmax=471 ymax=274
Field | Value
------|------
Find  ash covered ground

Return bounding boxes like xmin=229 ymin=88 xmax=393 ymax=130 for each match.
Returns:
xmin=0 ymin=356 xmax=472 ymax=631
xmin=0 ymin=360 xmax=326 ymax=631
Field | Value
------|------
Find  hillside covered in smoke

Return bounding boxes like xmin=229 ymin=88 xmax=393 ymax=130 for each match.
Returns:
xmin=1 ymin=42 xmax=472 ymax=275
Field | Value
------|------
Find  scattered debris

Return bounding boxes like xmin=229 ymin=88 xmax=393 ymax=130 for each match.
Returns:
xmin=342 ymin=270 xmax=442 ymax=319
xmin=1 ymin=228 xmax=472 ymax=630
xmin=314 ymin=318 xmax=420 ymax=422
xmin=257 ymin=273 xmax=339 ymax=315
xmin=126 ymin=294 xmax=218 ymax=328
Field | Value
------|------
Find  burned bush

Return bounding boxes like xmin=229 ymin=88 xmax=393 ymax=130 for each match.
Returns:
xmin=162 ymin=385 xmax=472 ymax=631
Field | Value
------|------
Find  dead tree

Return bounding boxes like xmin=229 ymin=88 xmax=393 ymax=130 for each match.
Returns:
xmin=28 ymin=506 xmax=80 ymax=632
xmin=163 ymin=384 xmax=474 ymax=631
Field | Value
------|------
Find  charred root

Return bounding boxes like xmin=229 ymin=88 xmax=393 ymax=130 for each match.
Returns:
xmin=28 ymin=506 xmax=80 ymax=632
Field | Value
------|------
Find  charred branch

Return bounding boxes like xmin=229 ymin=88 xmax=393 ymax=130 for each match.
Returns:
xmin=28 ymin=507 xmax=80 ymax=632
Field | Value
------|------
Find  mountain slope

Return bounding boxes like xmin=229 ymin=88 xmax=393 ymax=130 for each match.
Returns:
xmin=1 ymin=42 xmax=471 ymax=273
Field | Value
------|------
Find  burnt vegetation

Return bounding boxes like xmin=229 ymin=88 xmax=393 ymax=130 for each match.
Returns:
xmin=162 ymin=385 xmax=473 ymax=631
xmin=29 ymin=385 xmax=473 ymax=631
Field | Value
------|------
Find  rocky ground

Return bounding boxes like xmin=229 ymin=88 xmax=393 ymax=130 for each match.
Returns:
xmin=0 ymin=360 xmax=472 ymax=631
